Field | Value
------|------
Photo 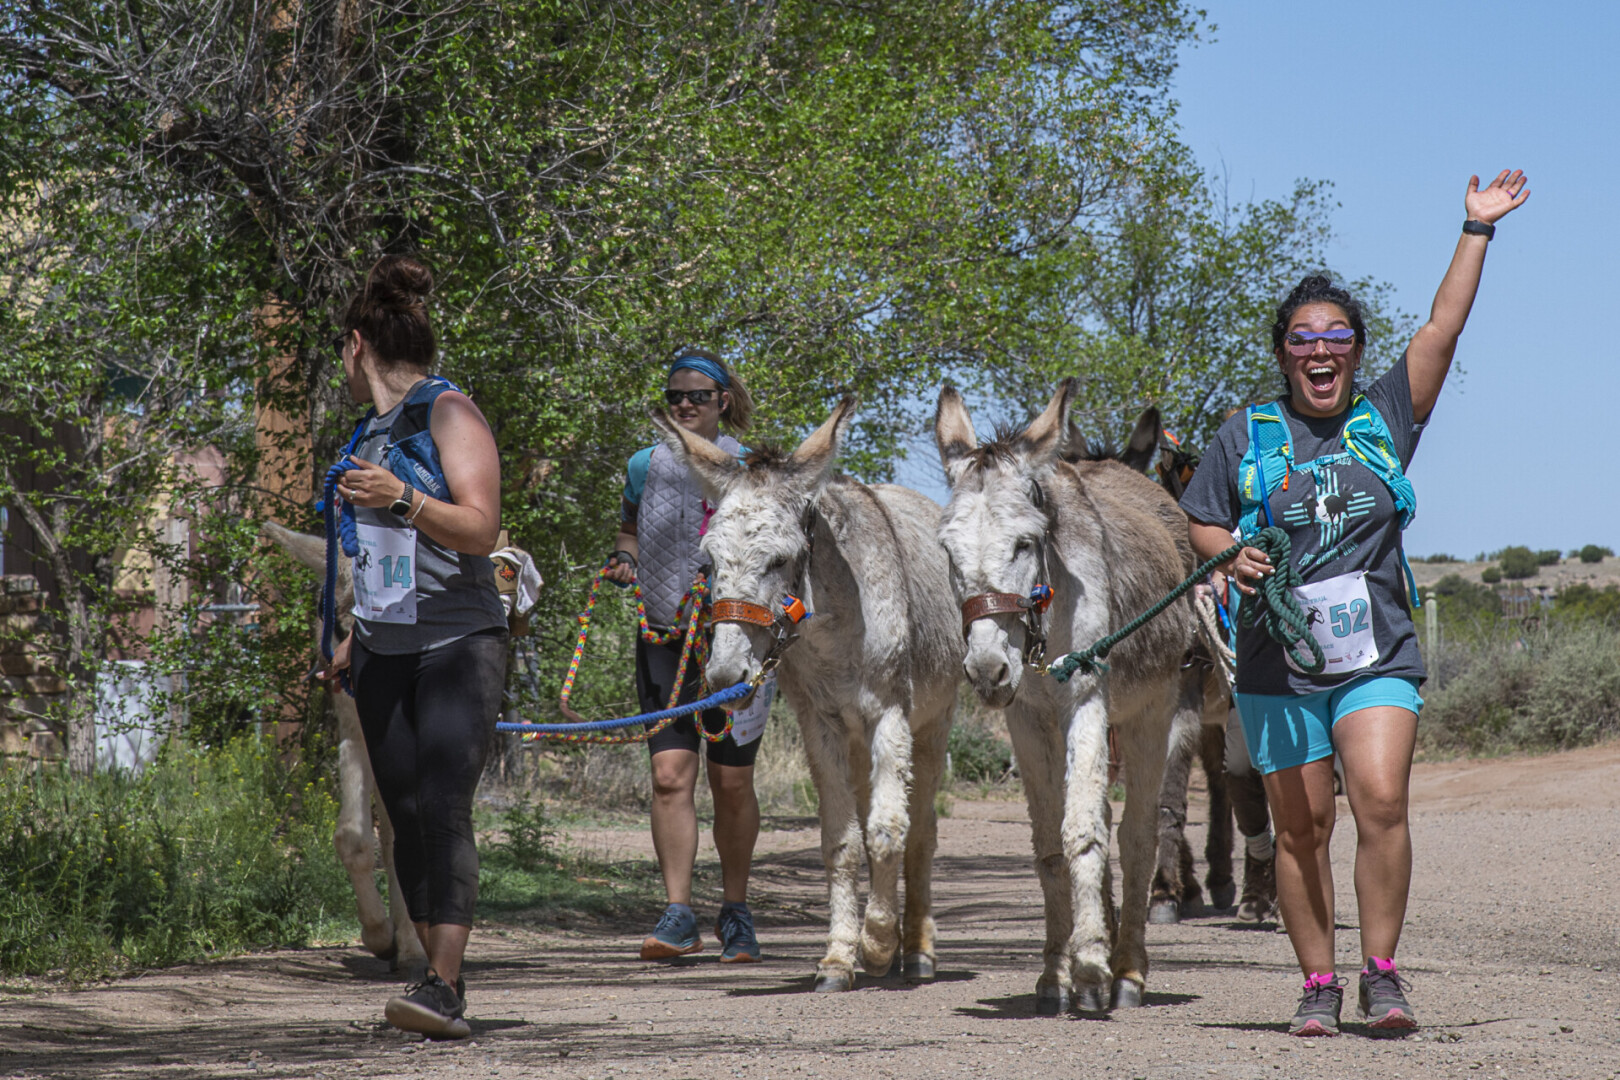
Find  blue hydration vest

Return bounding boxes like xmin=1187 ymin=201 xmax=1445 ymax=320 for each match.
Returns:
xmin=1237 ymin=394 xmax=1422 ymax=608
xmin=341 ymin=375 xmax=462 ymax=501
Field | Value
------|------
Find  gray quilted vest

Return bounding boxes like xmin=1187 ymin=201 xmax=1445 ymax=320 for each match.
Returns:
xmin=638 ymin=435 xmax=742 ymax=628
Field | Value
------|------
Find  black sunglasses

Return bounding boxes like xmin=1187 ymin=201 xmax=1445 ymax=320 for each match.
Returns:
xmin=330 ymin=331 xmax=350 ymax=359
xmin=664 ymin=388 xmax=719 ymax=406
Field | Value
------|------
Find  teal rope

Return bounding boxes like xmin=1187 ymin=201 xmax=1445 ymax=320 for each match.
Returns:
xmin=1045 ymin=526 xmax=1325 ymax=682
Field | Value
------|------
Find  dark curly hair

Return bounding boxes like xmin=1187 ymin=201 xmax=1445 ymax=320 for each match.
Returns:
xmin=1269 ymin=274 xmax=1368 ymax=354
xmin=341 ymin=255 xmax=436 ymax=370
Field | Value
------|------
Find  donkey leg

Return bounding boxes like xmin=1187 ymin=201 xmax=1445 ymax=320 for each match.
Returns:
xmin=802 ymin=717 xmax=863 ymax=991
xmin=901 ymin=712 xmax=951 ymax=982
xmin=333 ymin=704 xmax=396 ymax=960
xmin=1059 ymin=694 xmax=1115 ymax=1014
xmin=1151 ymin=702 xmax=1199 ymax=924
xmin=859 ymin=705 xmax=912 ymax=977
xmin=1006 ymin=710 xmax=1074 ymax=1015
xmin=1110 ymin=697 xmax=1173 ymax=1008
xmin=1201 ymin=721 xmax=1236 ymax=910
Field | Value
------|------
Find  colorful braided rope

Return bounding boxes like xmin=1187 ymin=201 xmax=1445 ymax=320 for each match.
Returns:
xmin=524 ymin=564 xmax=735 ymax=745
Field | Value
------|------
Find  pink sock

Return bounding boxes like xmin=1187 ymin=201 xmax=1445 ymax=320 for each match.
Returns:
xmin=1304 ymin=971 xmax=1337 ymax=989
xmin=1365 ymin=956 xmax=1398 ymax=973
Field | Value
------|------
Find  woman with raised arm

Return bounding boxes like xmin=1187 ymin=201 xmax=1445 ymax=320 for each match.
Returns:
xmin=320 ymin=255 xmax=506 ymax=1039
xmin=1178 ymin=171 xmax=1529 ymax=1037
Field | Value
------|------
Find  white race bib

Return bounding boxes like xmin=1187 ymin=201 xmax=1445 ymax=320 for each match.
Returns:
xmin=726 ymin=676 xmax=775 ymax=747
xmin=351 ymin=521 xmax=419 ymax=625
xmin=1286 ymin=570 xmax=1378 ymax=675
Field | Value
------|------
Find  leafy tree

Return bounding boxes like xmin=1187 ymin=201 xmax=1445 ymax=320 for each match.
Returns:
xmin=1496 ymin=546 xmax=1539 ymax=580
xmin=1578 ymin=544 xmax=1613 ymax=564
xmin=1535 ymin=549 xmax=1562 ymax=566
xmin=1431 ymin=573 xmax=1500 ymax=635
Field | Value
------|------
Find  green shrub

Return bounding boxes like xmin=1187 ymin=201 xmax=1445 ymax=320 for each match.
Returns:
xmin=1421 ymin=553 xmax=1460 ymax=564
xmin=1420 ymin=620 xmax=1620 ymax=756
xmin=1430 ymin=574 xmax=1501 ymax=639
xmin=1535 ymin=549 xmax=1562 ymax=566
xmin=0 ymin=735 xmax=354 ymax=980
xmin=1579 ymin=544 xmax=1614 ymax=564
xmin=1481 ymin=566 xmax=1502 ymax=584
xmin=1554 ymin=583 xmax=1620 ymax=622
xmin=948 ymin=722 xmax=1013 ymax=783
xmin=1496 ymin=546 xmax=1539 ymax=579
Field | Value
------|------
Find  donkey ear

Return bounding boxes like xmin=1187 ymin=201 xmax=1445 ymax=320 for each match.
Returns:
xmin=650 ymin=409 xmax=742 ymax=499
xmin=1118 ymin=406 xmax=1162 ymax=474
xmin=933 ymin=385 xmax=978 ymax=485
xmin=1019 ymin=378 xmax=1078 ymax=460
xmin=788 ymin=395 xmax=858 ymax=482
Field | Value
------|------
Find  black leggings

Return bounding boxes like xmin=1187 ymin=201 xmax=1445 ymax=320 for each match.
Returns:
xmin=352 ymin=628 xmax=507 ymax=926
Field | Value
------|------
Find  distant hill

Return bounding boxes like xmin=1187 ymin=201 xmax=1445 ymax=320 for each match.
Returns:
xmin=1408 ymin=555 xmax=1620 ymax=594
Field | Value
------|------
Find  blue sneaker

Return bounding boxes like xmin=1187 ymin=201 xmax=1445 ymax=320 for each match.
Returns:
xmin=714 ymin=902 xmax=761 ymax=964
xmin=640 ymin=903 xmax=703 ymax=960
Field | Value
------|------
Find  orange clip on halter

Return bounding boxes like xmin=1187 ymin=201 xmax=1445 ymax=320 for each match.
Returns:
xmin=780 ymin=594 xmax=810 ymax=624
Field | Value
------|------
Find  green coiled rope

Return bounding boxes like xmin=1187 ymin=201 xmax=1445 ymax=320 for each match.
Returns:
xmin=1045 ymin=526 xmax=1325 ymax=682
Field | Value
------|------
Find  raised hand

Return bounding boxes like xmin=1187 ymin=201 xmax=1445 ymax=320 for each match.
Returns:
xmin=1466 ymin=169 xmax=1530 ymax=225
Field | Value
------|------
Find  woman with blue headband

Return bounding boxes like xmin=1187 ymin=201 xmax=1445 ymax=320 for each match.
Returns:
xmin=605 ymin=348 xmax=765 ymax=963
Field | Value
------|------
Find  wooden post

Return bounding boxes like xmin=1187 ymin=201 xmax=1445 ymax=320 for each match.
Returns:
xmin=1424 ymin=590 xmax=1439 ymax=691
xmin=154 ymin=516 xmax=191 ymax=742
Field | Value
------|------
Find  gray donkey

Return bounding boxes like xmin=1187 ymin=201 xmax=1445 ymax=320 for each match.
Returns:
xmin=653 ymin=399 xmax=961 ymax=992
xmin=934 ymin=381 xmax=1195 ymax=1013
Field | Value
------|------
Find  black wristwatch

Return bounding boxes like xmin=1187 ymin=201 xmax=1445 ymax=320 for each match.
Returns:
xmin=1462 ymin=219 xmax=1496 ymax=240
xmin=389 ymin=484 xmax=415 ymax=518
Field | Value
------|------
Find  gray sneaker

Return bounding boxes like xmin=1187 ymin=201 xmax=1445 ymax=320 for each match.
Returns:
xmin=640 ymin=903 xmax=703 ymax=960
xmin=1289 ymin=974 xmax=1345 ymax=1037
xmin=384 ymin=969 xmax=470 ymax=1040
xmin=1359 ymin=959 xmax=1417 ymax=1029
xmin=714 ymin=901 xmax=761 ymax=963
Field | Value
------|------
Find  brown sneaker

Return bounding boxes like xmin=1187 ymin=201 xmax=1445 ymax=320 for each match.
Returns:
xmin=640 ymin=903 xmax=704 ymax=960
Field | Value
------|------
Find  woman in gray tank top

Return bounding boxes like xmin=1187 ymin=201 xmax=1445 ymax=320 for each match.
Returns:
xmin=605 ymin=350 xmax=768 ymax=964
xmin=321 ymin=255 xmax=505 ymax=1040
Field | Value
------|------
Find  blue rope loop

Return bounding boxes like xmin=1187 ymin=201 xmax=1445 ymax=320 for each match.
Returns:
xmin=496 ymin=681 xmax=754 ymax=734
xmin=318 ymin=459 xmax=361 ymax=695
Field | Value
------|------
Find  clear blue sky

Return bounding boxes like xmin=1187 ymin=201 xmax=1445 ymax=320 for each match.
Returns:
xmin=896 ymin=1 xmax=1616 ymax=559
xmin=1170 ymin=0 xmax=1619 ymax=558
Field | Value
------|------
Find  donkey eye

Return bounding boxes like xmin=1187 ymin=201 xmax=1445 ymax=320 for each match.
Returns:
xmin=1014 ymin=539 xmax=1033 ymax=555
xmin=766 ymin=554 xmax=789 ymax=571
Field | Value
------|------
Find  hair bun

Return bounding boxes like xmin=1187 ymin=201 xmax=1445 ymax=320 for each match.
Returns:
xmin=366 ymin=254 xmax=434 ymax=307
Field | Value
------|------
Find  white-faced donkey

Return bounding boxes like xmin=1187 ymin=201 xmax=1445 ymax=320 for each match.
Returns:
xmin=933 ymin=380 xmax=1197 ymax=1014
xmin=652 ymin=398 xmax=962 ymax=993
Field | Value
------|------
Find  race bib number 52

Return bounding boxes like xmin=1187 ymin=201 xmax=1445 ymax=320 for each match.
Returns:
xmin=352 ymin=522 xmax=419 ymax=625
xmin=1286 ymin=570 xmax=1379 ymax=675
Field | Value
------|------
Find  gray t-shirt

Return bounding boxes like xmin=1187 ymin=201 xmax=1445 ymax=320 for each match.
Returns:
xmin=1179 ymin=356 xmax=1426 ymax=695
xmin=350 ymin=395 xmax=506 ymax=655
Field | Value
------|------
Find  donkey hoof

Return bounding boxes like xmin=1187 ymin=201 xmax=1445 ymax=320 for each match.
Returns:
xmin=903 ymin=953 xmax=936 ymax=982
xmin=1111 ymin=979 xmax=1144 ymax=1009
xmin=1148 ymin=898 xmax=1181 ymax=925
xmin=1208 ymin=880 xmax=1237 ymax=910
xmin=1035 ymin=986 xmax=1070 ymax=1016
xmin=1075 ymin=985 xmax=1109 ymax=1014
xmin=813 ymin=971 xmax=855 ymax=993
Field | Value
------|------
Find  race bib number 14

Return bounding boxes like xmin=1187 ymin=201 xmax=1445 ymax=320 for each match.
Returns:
xmin=1286 ymin=570 xmax=1379 ymax=675
xmin=352 ymin=522 xmax=419 ymax=625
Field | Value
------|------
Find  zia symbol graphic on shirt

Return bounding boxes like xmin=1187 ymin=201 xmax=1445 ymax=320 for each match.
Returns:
xmin=1282 ymin=460 xmax=1376 ymax=569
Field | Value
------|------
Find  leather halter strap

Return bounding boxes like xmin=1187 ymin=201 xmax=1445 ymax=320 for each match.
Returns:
xmin=711 ymin=599 xmax=778 ymax=628
xmin=960 ymin=592 xmax=1031 ymax=637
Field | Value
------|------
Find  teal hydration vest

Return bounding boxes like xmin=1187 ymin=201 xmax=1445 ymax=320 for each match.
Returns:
xmin=1237 ymin=394 xmax=1422 ymax=608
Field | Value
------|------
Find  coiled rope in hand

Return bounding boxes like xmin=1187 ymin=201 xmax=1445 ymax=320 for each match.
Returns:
xmin=1045 ymin=526 xmax=1324 ymax=682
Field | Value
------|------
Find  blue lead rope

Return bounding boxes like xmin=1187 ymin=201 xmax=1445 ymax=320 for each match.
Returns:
xmin=496 ymin=681 xmax=754 ymax=735
xmin=317 ymin=457 xmax=362 ymax=694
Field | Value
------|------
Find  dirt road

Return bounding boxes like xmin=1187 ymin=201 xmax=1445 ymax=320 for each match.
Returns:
xmin=5 ymin=745 xmax=1619 ymax=1080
